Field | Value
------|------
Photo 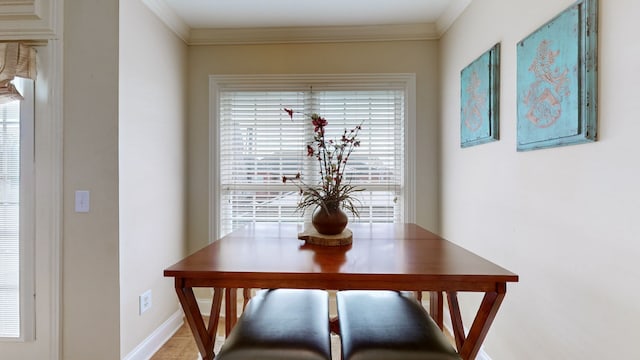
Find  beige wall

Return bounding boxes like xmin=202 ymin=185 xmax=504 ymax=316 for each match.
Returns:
xmin=440 ymin=0 xmax=640 ymax=358
xmin=59 ymin=0 xmax=189 ymax=358
xmin=11 ymin=1 xmax=638 ymax=358
xmin=119 ymin=0 xmax=188 ymax=357
xmin=187 ymin=41 xmax=441 ymax=251
xmin=63 ymin=0 xmax=120 ymax=358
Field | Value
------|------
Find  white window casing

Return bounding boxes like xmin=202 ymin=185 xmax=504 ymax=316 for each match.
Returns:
xmin=209 ymin=74 xmax=416 ymax=239
xmin=0 ymin=78 xmax=35 ymax=341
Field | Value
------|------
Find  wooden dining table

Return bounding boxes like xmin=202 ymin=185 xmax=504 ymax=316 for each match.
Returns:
xmin=164 ymin=222 xmax=518 ymax=360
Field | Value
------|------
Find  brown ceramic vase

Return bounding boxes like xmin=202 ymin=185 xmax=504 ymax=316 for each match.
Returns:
xmin=311 ymin=207 xmax=348 ymax=235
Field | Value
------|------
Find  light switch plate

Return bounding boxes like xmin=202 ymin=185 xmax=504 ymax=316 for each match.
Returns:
xmin=75 ymin=190 xmax=90 ymax=213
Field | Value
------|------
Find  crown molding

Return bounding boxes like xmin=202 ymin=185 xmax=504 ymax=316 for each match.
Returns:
xmin=143 ymin=0 xmax=471 ymax=45
xmin=189 ymin=23 xmax=438 ymax=45
xmin=436 ymin=0 xmax=472 ymax=36
xmin=141 ymin=0 xmax=190 ymax=42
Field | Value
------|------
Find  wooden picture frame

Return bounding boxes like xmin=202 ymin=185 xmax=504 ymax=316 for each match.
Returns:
xmin=460 ymin=43 xmax=500 ymax=148
xmin=516 ymin=0 xmax=598 ymax=151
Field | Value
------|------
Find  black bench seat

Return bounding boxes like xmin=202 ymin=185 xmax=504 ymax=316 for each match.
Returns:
xmin=336 ymin=290 xmax=461 ymax=360
xmin=215 ymin=289 xmax=332 ymax=360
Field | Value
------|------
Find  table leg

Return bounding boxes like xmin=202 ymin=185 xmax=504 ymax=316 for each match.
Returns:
xmin=446 ymin=291 xmax=466 ymax=351
xmin=242 ymin=288 xmax=252 ymax=310
xmin=208 ymin=288 xmax=223 ymax=340
xmin=429 ymin=291 xmax=444 ymax=329
xmin=460 ymin=285 xmax=506 ymax=360
xmin=225 ymin=288 xmax=238 ymax=337
xmin=446 ymin=284 xmax=507 ymax=360
xmin=175 ymin=281 xmax=219 ymax=360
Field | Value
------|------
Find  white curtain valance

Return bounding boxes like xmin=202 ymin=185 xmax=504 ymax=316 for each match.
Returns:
xmin=0 ymin=43 xmax=36 ymax=104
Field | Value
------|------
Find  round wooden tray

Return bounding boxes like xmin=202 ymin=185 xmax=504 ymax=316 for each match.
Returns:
xmin=298 ymin=227 xmax=353 ymax=246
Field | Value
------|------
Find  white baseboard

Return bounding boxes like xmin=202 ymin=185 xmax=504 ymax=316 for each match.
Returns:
xmin=197 ymin=297 xmax=213 ymax=316
xmin=476 ymin=348 xmax=492 ymax=360
xmin=441 ymin=302 xmax=492 ymax=360
xmin=122 ymin=310 xmax=184 ymax=360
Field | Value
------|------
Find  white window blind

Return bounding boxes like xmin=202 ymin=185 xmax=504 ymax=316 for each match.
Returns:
xmin=217 ymin=87 xmax=405 ymax=237
xmin=0 ymin=97 xmax=21 ymax=338
xmin=0 ymin=78 xmax=34 ymax=340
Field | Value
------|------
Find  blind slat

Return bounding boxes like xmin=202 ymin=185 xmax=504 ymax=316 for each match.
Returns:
xmin=0 ymin=98 xmax=20 ymax=338
xmin=218 ymin=89 xmax=404 ymax=236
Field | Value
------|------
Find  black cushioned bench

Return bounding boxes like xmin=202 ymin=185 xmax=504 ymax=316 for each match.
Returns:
xmin=215 ymin=289 xmax=332 ymax=360
xmin=336 ymin=290 xmax=461 ymax=360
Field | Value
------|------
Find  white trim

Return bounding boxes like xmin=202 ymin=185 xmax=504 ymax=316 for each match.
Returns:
xmin=0 ymin=38 xmax=64 ymax=358
xmin=0 ymin=0 xmax=59 ymax=40
xmin=141 ymin=0 xmax=190 ymax=43
xmin=46 ymin=37 xmax=64 ymax=360
xmin=0 ymin=79 xmax=35 ymax=342
xmin=436 ymin=0 xmax=473 ymax=36
xmin=196 ymin=298 xmax=213 ymax=317
xmin=209 ymin=73 xmax=417 ymax=239
xmin=209 ymin=73 xmax=418 ymax=90
xmin=141 ymin=0 xmax=470 ymax=45
xmin=476 ymin=347 xmax=493 ymax=360
xmin=122 ymin=310 xmax=184 ymax=360
xmin=190 ymin=23 xmax=438 ymax=46
xmin=208 ymin=80 xmax=221 ymax=242
xmin=19 ymin=77 xmax=36 ymax=342
xmin=404 ymin=75 xmax=417 ymax=223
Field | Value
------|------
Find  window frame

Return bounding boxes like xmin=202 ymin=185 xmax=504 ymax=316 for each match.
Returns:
xmin=209 ymin=74 xmax=416 ymax=240
xmin=0 ymin=78 xmax=35 ymax=342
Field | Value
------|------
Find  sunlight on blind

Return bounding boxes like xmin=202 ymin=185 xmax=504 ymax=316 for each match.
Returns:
xmin=0 ymin=99 xmax=20 ymax=338
xmin=219 ymin=89 xmax=404 ymax=236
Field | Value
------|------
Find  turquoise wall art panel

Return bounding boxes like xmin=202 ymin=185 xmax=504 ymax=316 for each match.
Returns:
xmin=460 ymin=43 xmax=500 ymax=148
xmin=516 ymin=0 xmax=598 ymax=151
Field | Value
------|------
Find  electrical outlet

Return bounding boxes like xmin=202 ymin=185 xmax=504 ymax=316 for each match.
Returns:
xmin=139 ymin=289 xmax=152 ymax=315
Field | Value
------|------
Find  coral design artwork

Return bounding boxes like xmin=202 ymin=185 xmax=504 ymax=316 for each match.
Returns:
xmin=462 ymin=70 xmax=486 ymax=132
xmin=523 ymin=40 xmax=571 ymax=128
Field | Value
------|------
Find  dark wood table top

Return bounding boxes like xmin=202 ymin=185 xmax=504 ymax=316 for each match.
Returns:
xmin=165 ymin=222 xmax=519 ymax=360
xmin=165 ymin=222 xmax=518 ymax=291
